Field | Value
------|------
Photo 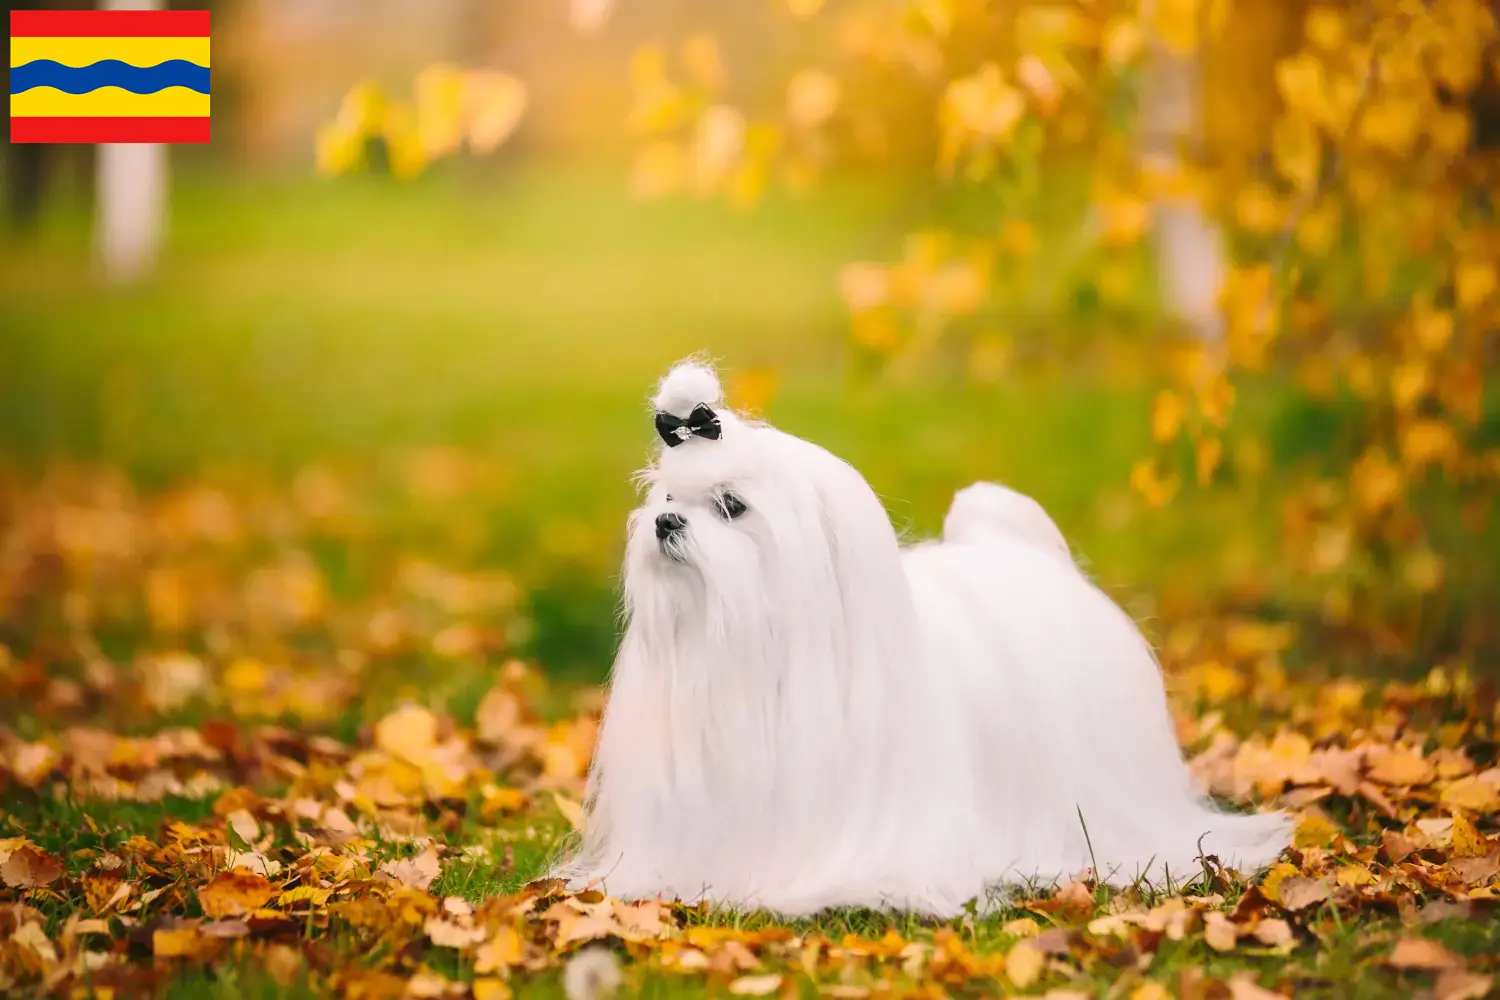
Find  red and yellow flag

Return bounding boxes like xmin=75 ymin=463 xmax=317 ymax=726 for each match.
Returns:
xmin=9 ymin=9 xmax=210 ymax=143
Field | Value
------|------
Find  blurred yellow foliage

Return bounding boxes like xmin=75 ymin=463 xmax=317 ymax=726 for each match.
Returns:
xmin=727 ymin=369 xmax=781 ymax=417
xmin=608 ymin=0 xmax=1500 ymax=659
xmin=1150 ymin=391 xmax=1185 ymax=444
xmin=939 ymin=64 xmax=1026 ymax=176
xmin=318 ymin=68 xmax=527 ymax=179
xmin=320 ymin=0 xmax=1500 ymax=665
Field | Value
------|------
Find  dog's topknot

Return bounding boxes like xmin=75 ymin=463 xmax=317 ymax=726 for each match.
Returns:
xmin=653 ymin=361 xmax=723 ymax=416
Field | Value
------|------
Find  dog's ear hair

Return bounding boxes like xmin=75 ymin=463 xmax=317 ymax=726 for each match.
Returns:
xmin=799 ymin=438 xmax=919 ymax=665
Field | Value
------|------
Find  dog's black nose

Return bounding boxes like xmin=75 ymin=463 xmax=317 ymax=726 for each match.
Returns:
xmin=655 ymin=512 xmax=686 ymax=540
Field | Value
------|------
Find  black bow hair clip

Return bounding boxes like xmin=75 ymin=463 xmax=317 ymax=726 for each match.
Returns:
xmin=655 ymin=403 xmax=722 ymax=447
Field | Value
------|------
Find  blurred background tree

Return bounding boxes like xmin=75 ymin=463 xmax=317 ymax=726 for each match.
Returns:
xmin=439 ymin=0 xmax=1497 ymax=677
xmin=2 ymin=0 xmax=1497 ymax=695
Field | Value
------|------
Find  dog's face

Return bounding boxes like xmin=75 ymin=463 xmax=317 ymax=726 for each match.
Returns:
xmin=624 ymin=418 xmax=828 ymax=632
xmin=617 ymin=362 xmax=915 ymax=671
xmin=636 ymin=444 xmax=759 ymax=567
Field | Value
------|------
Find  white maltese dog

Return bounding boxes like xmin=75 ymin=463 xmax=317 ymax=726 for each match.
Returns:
xmin=555 ymin=361 xmax=1289 ymax=916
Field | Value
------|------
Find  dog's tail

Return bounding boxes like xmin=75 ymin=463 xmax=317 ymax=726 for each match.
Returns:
xmin=943 ymin=482 xmax=1071 ymax=560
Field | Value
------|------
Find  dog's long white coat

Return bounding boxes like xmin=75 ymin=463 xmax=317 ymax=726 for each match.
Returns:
xmin=554 ymin=363 xmax=1289 ymax=916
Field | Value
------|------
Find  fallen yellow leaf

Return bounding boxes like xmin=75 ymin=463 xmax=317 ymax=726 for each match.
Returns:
xmin=0 ymin=841 xmax=64 ymax=888
xmin=153 ymin=925 xmax=209 ymax=959
xmin=198 ymin=870 xmax=277 ymax=919
xmin=1294 ymin=812 xmax=1340 ymax=850
xmin=424 ymin=916 xmax=486 ymax=949
xmin=1276 ymin=876 xmax=1330 ymax=912
xmin=1451 ymin=812 xmax=1487 ymax=858
xmin=475 ymin=926 xmax=526 ymax=974
xmin=1387 ymin=938 xmax=1461 ymax=971
xmin=377 ymin=845 xmax=441 ymax=891
xmin=1336 ymin=865 xmax=1375 ymax=888
xmin=1204 ymin=912 xmax=1238 ymax=952
xmin=1005 ymin=941 xmax=1044 ymax=989
xmin=472 ymin=979 xmax=513 ymax=1000
xmin=1433 ymin=971 xmax=1493 ymax=1000
xmin=729 ymin=973 xmax=784 ymax=996
xmin=1442 ymin=778 xmax=1500 ymax=814
xmin=374 ymin=703 xmax=440 ymax=762
xmin=1366 ymin=749 xmax=1435 ymax=787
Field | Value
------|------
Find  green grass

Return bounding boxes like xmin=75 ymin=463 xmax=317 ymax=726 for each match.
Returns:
xmin=4 ymin=162 xmax=1494 ymax=676
xmin=0 ymin=164 xmax=877 ymax=469
xmin=0 ymin=162 xmax=1184 ymax=677
xmin=159 ymin=967 xmax=327 ymax=1000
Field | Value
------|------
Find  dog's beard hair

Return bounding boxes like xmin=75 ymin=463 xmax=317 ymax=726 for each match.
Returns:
xmin=557 ymin=412 xmax=1290 ymax=916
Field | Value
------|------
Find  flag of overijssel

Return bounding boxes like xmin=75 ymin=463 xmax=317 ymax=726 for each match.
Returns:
xmin=10 ymin=9 xmax=210 ymax=144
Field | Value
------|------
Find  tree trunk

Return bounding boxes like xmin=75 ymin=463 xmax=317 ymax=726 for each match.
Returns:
xmin=1139 ymin=0 xmax=1309 ymax=340
xmin=95 ymin=0 xmax=168 ymax=285
xmin=1138 ymin=5 xmax=1222 ymax=341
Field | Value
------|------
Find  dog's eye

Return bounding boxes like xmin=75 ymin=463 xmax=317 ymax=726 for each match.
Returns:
xmin=715 ymin=492 xmax=748 ymax=520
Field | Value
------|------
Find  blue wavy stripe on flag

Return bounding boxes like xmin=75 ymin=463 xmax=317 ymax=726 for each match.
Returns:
xmin=10 ymin=60 xmax=210 ymax=96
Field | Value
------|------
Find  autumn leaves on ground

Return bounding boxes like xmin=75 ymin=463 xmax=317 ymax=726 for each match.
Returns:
xmin=0 ymin=461 xmax=1494 ymax=1000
